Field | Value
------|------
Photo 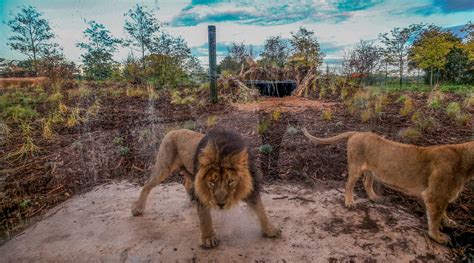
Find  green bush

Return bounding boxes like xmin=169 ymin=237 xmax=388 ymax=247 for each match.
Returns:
xmin=4 ymin=105 xmax=38 ymax=121
xmin=259 ymin=144 xmax=273 ymax=154
xmin=445 ymin=102 xmax=461 ymax=118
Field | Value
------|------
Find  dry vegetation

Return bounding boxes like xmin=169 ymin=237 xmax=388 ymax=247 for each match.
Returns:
xmin=0 ymin=77 xmax=472 ymax=260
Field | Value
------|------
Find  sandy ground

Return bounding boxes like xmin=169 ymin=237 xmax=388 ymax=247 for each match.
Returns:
xmin=0 ymin=182 xmax=450 ymax=262
xmin=233 ymin=96 xmax=336 ymax=112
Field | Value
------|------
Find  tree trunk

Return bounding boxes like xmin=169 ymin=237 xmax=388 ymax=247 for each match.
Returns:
xmin=399 ymin=59 xmax=403 ymax=88
xmin=430 ymin=67 xmax=433 ymax=87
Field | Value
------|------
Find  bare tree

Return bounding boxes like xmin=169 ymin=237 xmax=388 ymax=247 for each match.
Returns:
xmin=343 ymin=40 xmax=382 ymax=84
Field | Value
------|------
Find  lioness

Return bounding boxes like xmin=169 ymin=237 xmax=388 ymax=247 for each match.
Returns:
xmin=302 ymin=128 xmax=473 ymax=244
xmin=132 ymin=128 xmax=281 ymax=248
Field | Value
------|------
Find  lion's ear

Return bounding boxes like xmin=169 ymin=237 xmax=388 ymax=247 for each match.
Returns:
xmin=198 ymin=142 xmax=217 ymax=166
xmin=231 ymin=149 xmax=248 ymax=168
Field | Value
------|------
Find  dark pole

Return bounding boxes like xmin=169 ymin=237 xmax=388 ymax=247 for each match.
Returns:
xmin=208 ymin=25 xmax=217 ymax=103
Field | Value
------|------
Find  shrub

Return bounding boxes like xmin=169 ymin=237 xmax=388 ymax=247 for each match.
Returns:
xmin=182 ymin=120 xmax=196 ymax=130
xmin=42 ymin=118 xmax=55 ymax=140
xmin=4 ymin=123 xmax=40 ymax=160
xmin=125 ymin=86 xmax=148 ymax=97
xmin=400 ymin=96 xmax=414 ymax=117
xmin=258 ymin=120 xmax=269 ymax=135
xmin=427 ymin=90 xmax=443 ymax=110
xmin=399 ymin=127 xmax=421 ymax=141
xmin=321 ymin=109 xmax=333 ymax=121
xmin=68 ymin=86 xmax=92 ymax=98
xmin=272 ymin=111 xmax=281 ymax=122
xmin=360 ymin=109 xmax=372 ymax=123
xmin=347 ymin=90 xmax=369 ymax=115
xmin=464 ymin=93 xmax=474 ymax=108
xmin=5 ymin=105 xmax=38 ymax=121
xmin=340 ymin=86 xmax=349 ymax=100
xmin=113 ymin=137 xmax=124 ymax=145
xmin=47 ymin=91 xmax=64 ymax=102
xmin=206 ymin=115 xmax=217 ymax=128
xmin=455 ymin=113 xmax=471 ymax=126
xmin=118 ymin=146 xmax=130 ymax=156
xmin=85 ymin=100 xmax=101 ymax=119
xmin=411 ymin=111 xmax=437 ymax=131
xmin=445 ymin=102 xmax=461 ymax=119
xmin=286 ymin=126 xmax=298 ymax=135
xmin=427 ymin=98 xmax=441 ymax=109
xmin=374 ymin=94 xmax=388 ymax=116
xmin=0 ymin=122 xmax=10 ymax=146
xmin=259 ymin=144 xmax=273 ymax=154
xmin=66 ymin=107 xmax=82 ymax=128
xmin=319 ymin=87 xmax=327 ymax=98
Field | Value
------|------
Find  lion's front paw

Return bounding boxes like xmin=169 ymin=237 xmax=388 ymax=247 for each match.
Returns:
xmin=368 ymin=194 xmax=381 ymax=202
xmin=263 ymin=226 xmax=282 ymax=238
xmin=131 ymin=203 xmax=144 ymax=217
xmin=200 ymin=235 xmax=219 ymax=249
xmin=429 ymin=231 xmax=451 ymax=245
xmin=344 ymin=198 xmax=355 ymax=208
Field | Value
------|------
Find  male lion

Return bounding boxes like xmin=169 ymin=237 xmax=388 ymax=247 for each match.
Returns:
xmin=302 ymin=128 xmax=473 ymax=244
xmin=132 ymin=128 xmax=281 ymax=248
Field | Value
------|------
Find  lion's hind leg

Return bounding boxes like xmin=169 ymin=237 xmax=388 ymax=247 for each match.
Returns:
xmin=132 ymin=137 xmax=180 ymax=216
xmin=363 ymin=172 xmax=381 ymax=202
xmin=344 ymin=160 xmax=364 ymax=208
xmin=422 ymin=176 xmax=451 ymax=244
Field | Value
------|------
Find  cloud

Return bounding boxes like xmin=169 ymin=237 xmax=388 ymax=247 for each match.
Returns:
xmin=170 ymin=0 xmax=383 ymax=27
xmin=406 ymin=0 xmax=474 ymax=16
xmin=336 ymin=0 xmax=383 ymax=12
xmin=433 ymin=0 xmax=474 ymax=13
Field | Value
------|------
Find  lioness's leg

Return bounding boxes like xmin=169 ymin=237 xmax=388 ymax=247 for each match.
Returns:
xmin=345 ymin=162 xmax=363 ymax=207
xmin=246 ymin=193 xmax=281 ymax=238
xmin=422 ymin=188 xmax=450 ymax=244
xmin=196 ymin=202 xmax=219 ymax=249
xmin=363 ymin=173 xmax=380 ymax=202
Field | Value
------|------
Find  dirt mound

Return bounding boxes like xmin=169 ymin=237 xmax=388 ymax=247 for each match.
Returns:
xmin=0 ymin=182 xmax=451 ymax=262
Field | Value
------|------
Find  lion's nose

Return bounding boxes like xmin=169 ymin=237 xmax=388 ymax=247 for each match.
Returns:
xmin=218 ymin=203 xmax=225 ymax=209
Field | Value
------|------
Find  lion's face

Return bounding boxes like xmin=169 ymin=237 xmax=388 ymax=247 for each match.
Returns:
xmin=195 ymin=143 xmax=253 ymax=209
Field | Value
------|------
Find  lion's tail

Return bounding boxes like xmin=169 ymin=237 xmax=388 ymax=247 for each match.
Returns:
xmin=302 ymin=128 xmax=357 ymax=144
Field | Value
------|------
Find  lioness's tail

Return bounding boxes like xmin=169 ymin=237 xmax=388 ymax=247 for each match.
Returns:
xmin=302 ymin=128 xmax=357 ymax=144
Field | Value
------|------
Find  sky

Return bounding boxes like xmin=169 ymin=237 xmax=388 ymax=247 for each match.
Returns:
xmin=0 ymin=0 xmax=473 ymax=67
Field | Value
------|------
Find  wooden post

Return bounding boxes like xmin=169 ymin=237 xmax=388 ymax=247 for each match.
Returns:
xmin=208 ymin=25 xmax=217 ymax=103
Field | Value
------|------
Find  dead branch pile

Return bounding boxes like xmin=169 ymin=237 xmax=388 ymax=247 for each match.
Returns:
xmin=293 ymin=67 xmax=319 ymax=97
xmin=240 ymin=64 xmax=289 ymax=81
xmin=217 ymin=75 xmax=259 ymax=103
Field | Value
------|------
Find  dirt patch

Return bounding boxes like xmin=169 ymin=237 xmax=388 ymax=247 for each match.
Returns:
xmin=0 ymin=77 xmax=49 ymax=88
xmin=0 ymin=182 xmax=451 ymax=262
xmin=233 ymin=96 xmax=336 ymax=112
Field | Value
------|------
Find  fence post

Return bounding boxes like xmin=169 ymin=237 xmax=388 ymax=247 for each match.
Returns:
xmin=208 ymin=25 xmax=217 ymax=103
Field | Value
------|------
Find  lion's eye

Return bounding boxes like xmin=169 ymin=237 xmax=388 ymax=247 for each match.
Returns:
xmin=207 ymin=181 xmax=215 ymax=188
xmin=228 ymin=180 xmax=237 ymax=187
